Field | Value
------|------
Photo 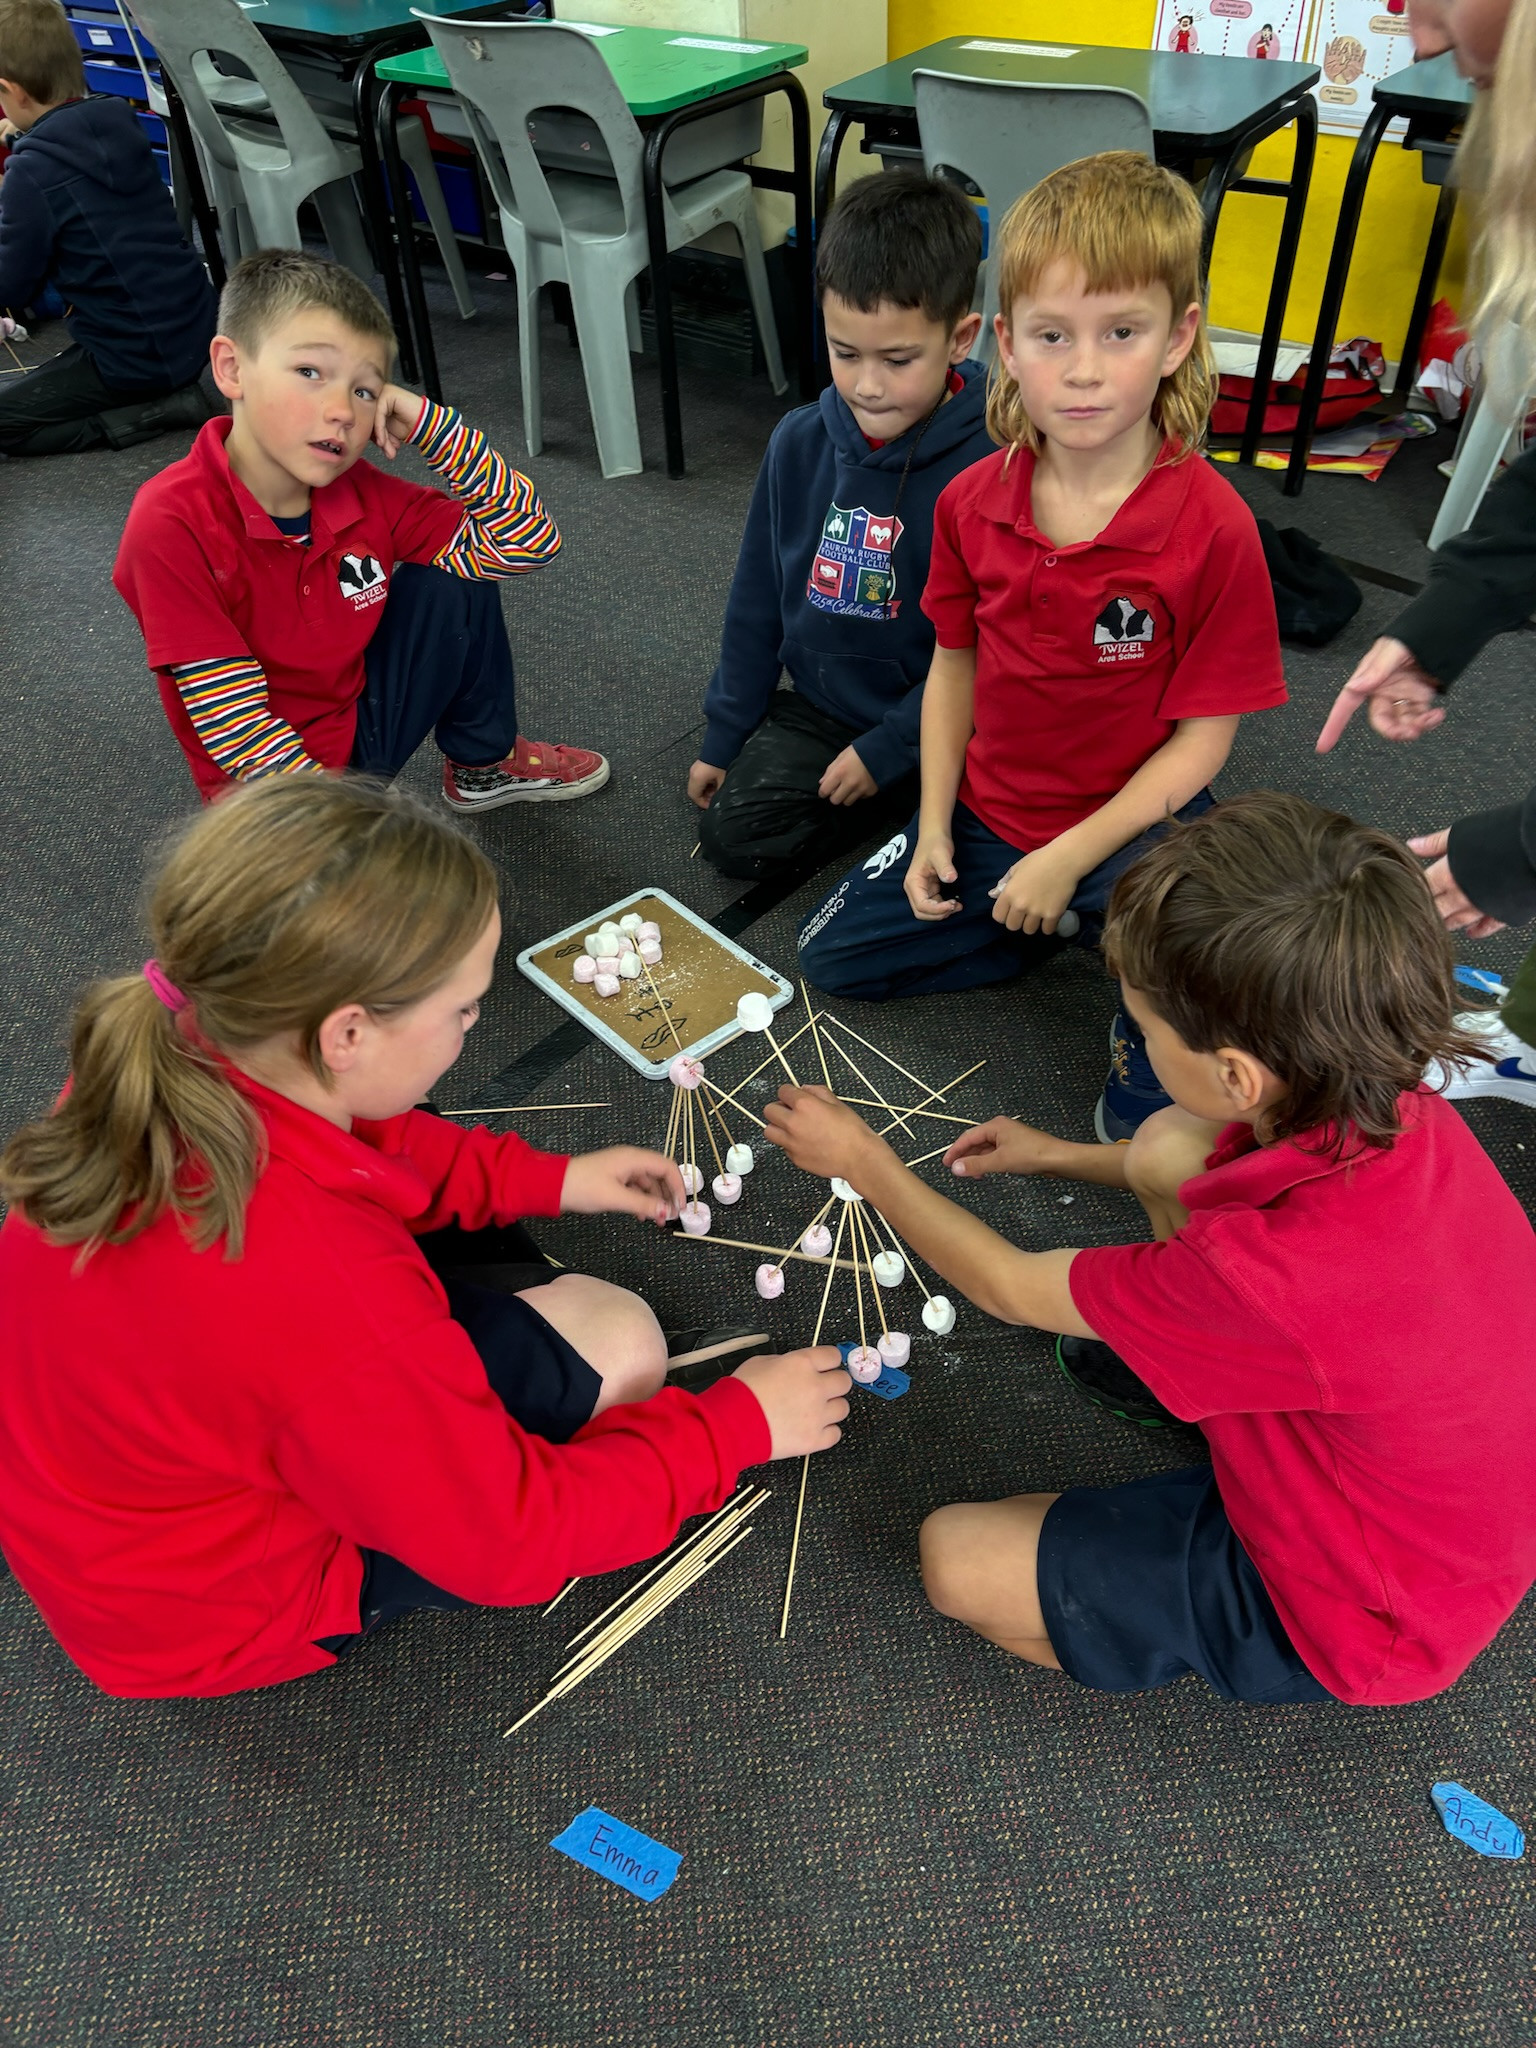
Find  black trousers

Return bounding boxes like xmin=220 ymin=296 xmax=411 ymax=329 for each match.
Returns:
xmin=0 ymin=342 xmax=191 ymax=457
xmin=698 ymin=690 xmax=917 ymax=883
xmin=350 ymin=563 xmax=520 ymax=776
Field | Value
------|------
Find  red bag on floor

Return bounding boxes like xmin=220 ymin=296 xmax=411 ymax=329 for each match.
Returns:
xmin=1213 ymin=368 xmax=1381 ymax=438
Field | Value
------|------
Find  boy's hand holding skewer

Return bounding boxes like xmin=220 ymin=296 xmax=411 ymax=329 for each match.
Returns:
xmin=560 ymin=1147 xmax=687 ymax=1226
xmin=762 ymin=1084 xmax=886 ymax=1182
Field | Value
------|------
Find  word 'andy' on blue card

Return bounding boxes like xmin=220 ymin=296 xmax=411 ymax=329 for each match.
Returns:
xmin=1430 ymin=1782 xmax=1525 ymax=1861
xmin=550 ymin=1807 xmax=682 ymax=1901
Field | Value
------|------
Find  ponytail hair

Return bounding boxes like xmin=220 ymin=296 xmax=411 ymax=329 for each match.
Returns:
xmin=985 ymin=150 xmax=1217 ymax=462
xmin=0 ymin=778 xmax=498 ymax=1260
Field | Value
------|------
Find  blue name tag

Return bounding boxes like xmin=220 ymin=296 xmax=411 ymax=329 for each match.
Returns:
xmin=837 ymin=1341 xmax=909 ymax=1401
xmin=550 ymin=1807 xmax=682 ymax=1900
xmin=1430 ymin=1782 xmax=1524 ymax=1860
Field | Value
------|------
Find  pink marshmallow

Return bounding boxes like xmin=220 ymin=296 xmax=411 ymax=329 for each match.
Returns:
xmin=637 ymin=921 xmax=662 ymax=944
xmin=669 ymin=1055 xmax=704 ymax=1089
xmin=572 ymin=954 xmax=597 ymax=984
xmin=847 ymin=1345 xmax=882 ymax=1383
xmin=800 ymin=1223 xmax=833 ymax=1258
xmin=593 ymin=972 xmax=621 ymax=998
xmin=678 ymin=1200 xmax=711 ymax=1237
xmin=755 ymin=1263 xmax=785 ymax=1299
xmin=711 ymin=1172 xmax=742 ymax=1206
xmin=639 ymin=938 xmax=663 ymax=966
xmin=877 ymin=1331 xmax=911 ymax=1369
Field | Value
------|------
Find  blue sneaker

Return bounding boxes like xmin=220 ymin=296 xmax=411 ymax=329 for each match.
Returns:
xmin=1094 ymin=1010 xmax=1173 ymax=1143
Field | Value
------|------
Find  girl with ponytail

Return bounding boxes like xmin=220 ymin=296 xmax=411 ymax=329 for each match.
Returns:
xmin=0 ymin=778 xmax=848 ymax=1699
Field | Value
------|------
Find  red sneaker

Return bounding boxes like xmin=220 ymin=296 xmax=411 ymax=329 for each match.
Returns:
xmin=442 ymin=736 xmax=610 ymax=810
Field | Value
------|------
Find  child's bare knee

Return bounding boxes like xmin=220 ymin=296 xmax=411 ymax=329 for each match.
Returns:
xmin=593 ymin=1284 xmax=668 ymax=1402
xmin=1124 ymin=1105 xmax=1201 ymax=1198
xmin=919 ymin=1505 xmax=981 ymax=1619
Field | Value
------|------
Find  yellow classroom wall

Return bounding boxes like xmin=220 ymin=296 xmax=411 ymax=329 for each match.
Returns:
xmin=887 ymin=0 xmax=1469 ymax=362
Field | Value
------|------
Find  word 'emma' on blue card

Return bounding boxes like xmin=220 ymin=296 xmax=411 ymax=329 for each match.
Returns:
xmin=1430 ymin=1782 xmax=1525 ymax=1861
xmin=550 ymin=1807 xmax=682 ymax=1901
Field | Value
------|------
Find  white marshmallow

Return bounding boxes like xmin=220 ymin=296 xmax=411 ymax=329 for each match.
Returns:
xmin=725 ymin=1142 xmax=754 ymax=1175
xmin=669 ymin=1055 xmax=703 ymax=1090
xmin=598 ymin=921 xmax=621 ymax=942
xmin=830 ymin=1176 xmax=862 ymax=1204
xmin=638 ymin=938 xmax=663 ymax=967
xmin=592 ymin=932 xmax=621 ymax=960
xmin=847 ymin=1345 xmax=882 ymax=1384
xmin=679 ymin=1200 xmax=711 ymax=1237
xmin=872 ymin=1250 xmax=905 ymax=1288
xmin=736 ymin=992 xmax=774 ymax=1033
xmin=618 ymin=912 xmax=644 ymax=935
xmin=921 ymin=1295 xmax=956 ymax=1335
xmin=800 ymin=1223 xmax=833 ymax=1258
xmin=617 ymin=951 xmax=642 ymax=980
xmin=593 ymin=972 xmax=621 ymax=998
xmin=572 ymin=954 xmax=597 ymax=984
xmin=711 ymin=1172 xmax=742 ymax=1206
xmin=877 ymin=1331 xmax=911 ymax=1369
xmin=679 ymin=1161 xmax=704 ymax=1197
xmin=755 ymin=1263 xmax=785 ymax=1299
xmin=583 ymin=932 xmax=603 ymax=954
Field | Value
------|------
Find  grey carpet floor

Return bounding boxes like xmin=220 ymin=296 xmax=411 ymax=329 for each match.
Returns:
xmin=1 ymin=260 xmax=1533 ymax=2048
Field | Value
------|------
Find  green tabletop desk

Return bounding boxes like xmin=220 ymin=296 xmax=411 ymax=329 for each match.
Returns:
xmin=1284 ymin=51 xmax=1475 ymax=493
xmin=375 ymin=22 xmax=813 ymax=476
xmin=820 ymin=36 xmax=1322 ymax=467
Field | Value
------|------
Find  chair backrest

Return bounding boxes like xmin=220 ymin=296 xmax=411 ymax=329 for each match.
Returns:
xmin=413 ymin=14 xmax=650 ymax=247
xmin=121 ymin=0 xmax=338 ymax=180
xmin=912 ymin=72 xmax=1154 ymax=345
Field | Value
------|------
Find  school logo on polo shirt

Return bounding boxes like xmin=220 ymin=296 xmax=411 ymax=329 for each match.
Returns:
xmin=808 ymin=503 xmax=904 ymax=619
xmin=338 ymin=552 xmax=388 ymax=610
xmin=1093 ymin=595 xmax=1156 ymax=663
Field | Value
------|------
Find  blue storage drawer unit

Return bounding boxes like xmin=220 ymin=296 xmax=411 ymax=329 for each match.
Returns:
xmin=69 ymin=15 xmax=155 ymax=60
xmin=82 ymin=56 xmax=154 ymax=96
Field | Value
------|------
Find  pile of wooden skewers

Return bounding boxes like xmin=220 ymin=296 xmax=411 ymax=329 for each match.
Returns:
xmin=503 ymin=1485 xmax=771 ymax=1736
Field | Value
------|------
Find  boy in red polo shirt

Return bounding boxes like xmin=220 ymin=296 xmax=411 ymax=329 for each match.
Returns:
xmin=113 ymin=248 xmax=607 ymax=810
xmin=797 ymin=154 xmax=1286 ymax=1142
xmin=769 ymin=791 xmax=1536 ymax=1706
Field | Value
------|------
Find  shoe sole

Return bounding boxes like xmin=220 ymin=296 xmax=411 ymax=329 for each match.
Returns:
xmin=1438 ymin=1069 xmax=1536 ymax=1108
xmin=1053 ymin=1342 xmax=1172 ymax=1428
xmin=442 ymin=760 xmax=612 ymax=811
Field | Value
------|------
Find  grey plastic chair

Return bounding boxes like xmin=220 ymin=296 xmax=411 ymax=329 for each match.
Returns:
xmin=912 ymin=72 xmax=1154 ymax=360
xmin=416 ymin=12 xmax=787 ymax=479
xmin=121 ymin=0 xmax=475 ymax=319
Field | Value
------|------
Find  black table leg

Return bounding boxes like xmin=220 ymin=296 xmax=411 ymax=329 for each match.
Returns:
xmin=1283 ymin=98 xmax=1394 ymax=495
xmin=814 ymin=106 xmax=853 ymax=226
xmin=377 ymin=78 xmax=442 ymax=401
xmin=1394 ymin=177 xmax=1457 ymax=398
xmin=353 ymin=48 xmax=420 ymax=384
xmin=783 ymin=72 xmax=816 ymax=400
xmin=641 ymin=126 xmax=684 ymax=478
xmin=160 ymin=71 xmax=225 ymax=291
xmin=1241 ymin=91 xmax=1317 ymax=466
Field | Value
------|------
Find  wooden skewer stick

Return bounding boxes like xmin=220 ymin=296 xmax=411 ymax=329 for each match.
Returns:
xmin=765 ymin=1030 xmax=801 ymax=1088
xmin=696 ymin=1083 xmax=727 ymax=1176
xmin=673 ymin=1229 xmax=865 ymax=1272
xmin=867 ymin=1201 xmax=936 ymax=1303
xmin=666 ymin=1330 xmax=768 ymax=1371
xmin=438 ymin=1103 xmax=608 ymax=1118
xmin=849 ymin=1203 xmax=868 ymax=1354
xmin=731 ymin=1015 xmax=819 ymax=1094
xmin=554 ymin=1506 xmax=765 ymax=1678
xmin=803 ymin=983 xmax=836 ymax=1093
xmin=542 ymin=1578 xmax=582 ymax=1617
xmin=778 ymin=1203 xmax=851 ymax=1643
xmin=505 ymin=1523 xmax=759 ymax=1735
xmin=852 ymin=1202 xmax=890 ymax=1340
xmin=698 ymin=1072 xmax=767 ymax=1132
xmin=664 ymin=1083 xmax=682 ymax=1164
xmin=821 ymin=1014 xmax=979 ymax=1110
xmin=841 ymin=1097 xmax=975 ymax=1125
xmin=872 ymin=1058 xmax=990 ymax=1141
xmin=556 ymin=1524 xmax=758 ymax=1686
xmin=902 ymin=1141 xmax=952 ymax=1170
xmin=562 ymin=1487 xmax=755 ymax=1652
xmin=699 ymin=1081 xmax=737 ymax=1153
xmin=640 ymin=960 xmax=687 ymax=1057
xmin=819 ymin=1026 xmax=919 ymax=1140
xmin=689 ymin=841 xmax=702 ymax=857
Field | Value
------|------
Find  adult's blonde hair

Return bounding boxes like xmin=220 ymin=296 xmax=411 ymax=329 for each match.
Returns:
xmin=0 ymin=778 xmax=498 ymax=1261
xmin=985 ymin=151 xmax=1217 ymax=461
xmin=1463 ymin=0 xmax=1536 ymax=397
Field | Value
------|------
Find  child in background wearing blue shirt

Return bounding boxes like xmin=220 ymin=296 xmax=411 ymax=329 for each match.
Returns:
xmin=687 ymin=175 xmax=995 ymax=881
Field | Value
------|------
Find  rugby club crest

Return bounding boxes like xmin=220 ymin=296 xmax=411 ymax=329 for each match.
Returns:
xmin=807 ymin=503 xmax=904 ymax=618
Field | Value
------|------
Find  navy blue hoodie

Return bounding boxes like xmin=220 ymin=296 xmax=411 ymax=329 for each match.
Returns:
xmin=0 ymin=97 xmax=216 ymax=392
xmin=701 ymin=359 xmax=994 ymax=788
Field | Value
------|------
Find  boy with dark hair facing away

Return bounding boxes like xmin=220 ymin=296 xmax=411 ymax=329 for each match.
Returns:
xmin=688 ymin=174 xmax=994 ymax=881
xmin=0 ymin=0 xmax=214 ymax=456
xmin=766 ymin=791 xmax=1536 ymax=1707
xmin=114 ymin=249 xmax=606 ymax=811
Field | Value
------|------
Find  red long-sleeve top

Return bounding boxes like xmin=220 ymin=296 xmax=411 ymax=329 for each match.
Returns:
xmin=0 ymin=1078 xmax=769 ymax=1698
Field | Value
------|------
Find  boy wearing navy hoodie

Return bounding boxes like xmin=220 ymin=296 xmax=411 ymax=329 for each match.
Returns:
xmin=0 ymin=0 xmax=214 ymax=457
xmin=688 ymin=175 xmax=993 ymax=881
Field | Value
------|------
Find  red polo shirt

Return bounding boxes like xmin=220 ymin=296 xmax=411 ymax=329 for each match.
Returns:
xmin=0 ymin=1079 xmax=769 ymax=1698
xmin=1069 ymin=1090 xmax=1536 ymax=1704
xmin=921 ymin=446 xmax=1287 ymax=852
xmin=112 ymin=417 xmax=466 ymax=797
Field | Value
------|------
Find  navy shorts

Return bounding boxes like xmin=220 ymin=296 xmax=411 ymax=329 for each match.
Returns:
xmin=318 ymin=1232 xmax=601 ymax=1652
xmin=1035 ymin=1464 xmax=1332 ymax=1703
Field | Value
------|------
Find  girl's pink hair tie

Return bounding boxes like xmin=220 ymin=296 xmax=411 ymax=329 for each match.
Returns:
xmin=142 ymin=959 xmax=189 ymax=1013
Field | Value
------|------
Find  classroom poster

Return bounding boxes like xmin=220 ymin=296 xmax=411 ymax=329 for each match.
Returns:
xmin=1149 ymin=0 xmax=1308 ymax=65
xmin=1301 ymin=0 xmax=1418 ymax=128
xmin=1150 ymin=0 xmax=1419 ymax=131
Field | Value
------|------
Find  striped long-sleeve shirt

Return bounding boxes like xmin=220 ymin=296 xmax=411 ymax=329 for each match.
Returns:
xmin=172 ymin=401 xmax=558 ymax=782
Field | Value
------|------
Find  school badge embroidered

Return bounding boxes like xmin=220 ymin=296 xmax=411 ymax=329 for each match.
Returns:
xmin=807 ymin=503 xmax=904 ymax=618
